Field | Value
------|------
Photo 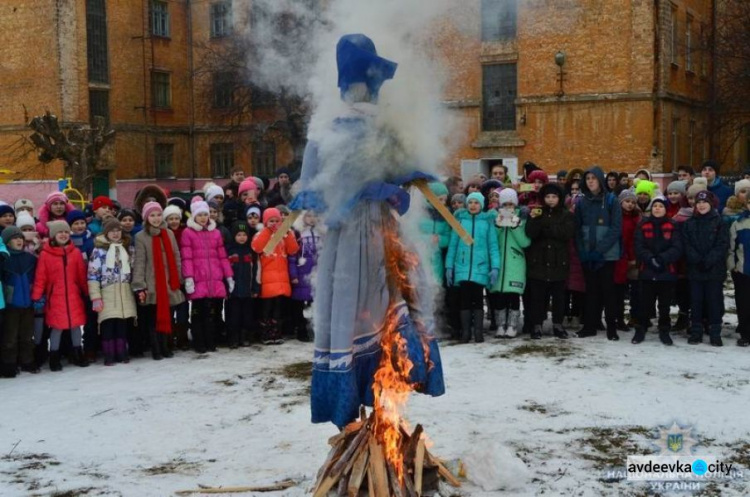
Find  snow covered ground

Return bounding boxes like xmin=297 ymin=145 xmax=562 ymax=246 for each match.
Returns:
xmin=2 ymin=314 xmax=750 ymax=496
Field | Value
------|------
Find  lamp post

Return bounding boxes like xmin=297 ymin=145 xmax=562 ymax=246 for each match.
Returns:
xmin=555 ymin=51 xmax=566 ymax=98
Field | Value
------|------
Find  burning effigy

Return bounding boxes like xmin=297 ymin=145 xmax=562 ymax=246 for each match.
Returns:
xmin=269 ymin=34 xmax=464 ymax=496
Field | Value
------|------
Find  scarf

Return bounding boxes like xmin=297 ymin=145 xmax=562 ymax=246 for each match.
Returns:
xmin=105 ymin=242 xmax=131 ymax=276
xmin=152 ymin=229 xmax=180 ymax=334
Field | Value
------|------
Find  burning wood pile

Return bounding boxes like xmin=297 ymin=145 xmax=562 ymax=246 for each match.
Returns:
xmin=312 ymin=408 xmax=460 ymax=497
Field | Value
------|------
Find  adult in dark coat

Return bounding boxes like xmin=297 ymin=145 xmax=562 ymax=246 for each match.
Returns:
xmin=266 ymin=168 xmax=294 ymax=208
xmin=701 ymin=160 xmax=732 ymax=212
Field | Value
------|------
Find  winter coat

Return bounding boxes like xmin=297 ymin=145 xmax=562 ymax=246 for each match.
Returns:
xmin=87 ymin=235 xmax=137 ymax=323
xmin=3 ymin=249 xmax=36 ymax=309
xmin=88 ymin=218 xmax=103 ymax=236
xmin=418 ymin=211 xmax=452 ymax=283
xmin=722 ymin=196 xmax=747 ymax=225
xmin=614 ymin=209 xmax=641 ymax=284
xmin=634 ymin=216 xmax=683 ymax=281
xmin=728 ymin=211 xmax=750 ymax=275
xmin=180 ymin=218 xmax=233 ymax=300
xmin=490 ymin=208 xmax=530 ymax=294
xmin=226 ymin=243 xmax=260 ymax=299
xmin=0 ymin=238 xmax=9 ymax=309
xmin=132 ymin=224 xmax=185 ymax=307
xmin=708 ymin=177 xmax=733 ymax=212
xmin=251 ymin=227 xmax=300 ymax=298
xmin=169 ymin=226 xmax=185 ymax=246
xmin=445 ymin=209 xmax=501 ymax=287
xmin=575 ymin=166 xmax=622 ymax=263
xmin=525 ymin=203 xmax=576 ymax=282
xmin=682 ymin=209 xmax=730 ymax=281
xmin=31 ymin=241 xmax=89 ymax=330
xmin=289 ymin=225 xmax=323 ymax=302
xmin=71 ymin=230 xmax=95 ymax=261
xmin=565 ymin=196 xmax=585 ymax=292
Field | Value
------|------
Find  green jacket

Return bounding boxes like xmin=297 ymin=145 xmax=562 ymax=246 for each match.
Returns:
xmin=446 ymin=209 xmax=501 ymax=287
xmin=490 ymin=208 xmax=531 ymax=294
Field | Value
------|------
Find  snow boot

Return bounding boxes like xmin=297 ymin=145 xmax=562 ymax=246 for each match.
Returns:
xmin=460 ymin=311 xmax=472 ymax=343
xmin=494 ymin=310 xmax=507 ymax=338
xmin=102 ymin=339 xmax=116 ymax=366
xmin=115 ymin=339 xmax=129 ymax=363
xmin=687 ymin=325 xmax=702 ymax=345
xmin=659 ymin=328 xmax=673 ymax=346
xmin=173 ymin=323 xmax=190 ymax=351
xmin=576 ymin=329 xmax=597 ymax=338
xmin=710 ymin=325 xmax=723 ymax=347
xmin=607 ymin=327 xmax=620 ymax=341
xmin=671 ymin=313 xmax=689 ymax=332
xmin=737 ymin=338 xmax=750 ymax=347
xmin=33 ymin=343 xmax=47 ymax=370
xmin=1 ymin=364 xmax=17 ymax=378
xmin=49 ymin=351 xmax=63 ymax=372
xmin=150 ymin=331 xmax=163 ymax=360
xmin=72 ymin=347 xmax=89 ymax=367
xmin=472 ymin=310 xmax=484 ymax=343
xmin=553 ymin=324 xmax=568 ymax=339
xmin=631 ymin=328 xmax=646 ymax=344
xmin=506 ymin=310 xmax=520 ymax=338
xmin=160 ymin=334 xmax=174 ymax=358
xmin=531 ymin=325 xmax=543 ymax=340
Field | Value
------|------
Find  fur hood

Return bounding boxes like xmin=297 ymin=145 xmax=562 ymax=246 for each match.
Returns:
xmin=187 ymin=217 xmax=217 ymax=232
xmin=134 ymin=184 xmax=168 ymax=213
xmin=94 ymin=233 xmax=131 ymax=250
xmin=723 ymin=195 xmax=747 ymax=216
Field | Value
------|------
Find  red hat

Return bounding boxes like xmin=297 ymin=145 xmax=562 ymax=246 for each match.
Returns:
xmin=262 ymin=207 xmax=281 ymax=224
xmin=93 ymin=196 xmax=114 ymax=211
xmin=528 ymin=170 xmax=549 ymax=184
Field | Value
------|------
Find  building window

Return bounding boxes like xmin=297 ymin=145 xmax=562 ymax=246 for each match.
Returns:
xmin=86 ymin=0 xmax=109 ymax=84
xmin=211 ymin=143 xmax=234 ymax=178
xmin=689 ymin=120 xmax=696 ymax=167
xmin=481 ymin=0 xmax=517 ymax=42
xmin=253 ymin=140 xmax=276 ymax=177
xmin=251 ymin=85 xmax=277 ymax=108
xmin=672 ymin=118 xmax=681 ymax=169
xmin=686 ymin=15 xmax=693 ymax=72
xmin=482 ymin=64 xmax=517 ymax=132
xmin=670 ymin=5 xmax=679 ymax=65
xmin=89 ymin=90 xmax=109 ymax=125
xmin=211 ymin=1 xmax=232 ymax=38
xmin=152 ymin=71 xmax=171 ymax=109
xmin=155 ymin=144 xmax=174 ymax=178
xmin=151 ymin=0 xmax=170 ymax=38
xmin=213 ymin=72 xmax=234 ymax=108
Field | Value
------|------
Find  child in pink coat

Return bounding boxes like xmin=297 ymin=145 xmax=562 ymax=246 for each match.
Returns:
xmin=180 ymin=197 xmax=233 ymax=353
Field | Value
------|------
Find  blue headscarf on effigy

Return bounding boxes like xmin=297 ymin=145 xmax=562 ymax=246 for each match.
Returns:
xmin=292 ymin=34 xmax=445 ymax=429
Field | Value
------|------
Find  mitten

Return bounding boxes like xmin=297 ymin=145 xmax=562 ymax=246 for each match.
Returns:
xmin=185 ymin=277 xmax=195 ymax=294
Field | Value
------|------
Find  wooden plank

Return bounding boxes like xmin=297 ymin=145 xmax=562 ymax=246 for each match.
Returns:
xmin=368 ymin=439 xmax=389 ymax=497
xmin=331 ymin=427 xmax=369 ymax=476
xmin=367 ymin=466 xmax=376 ymax=497
xmin=386 ymin=463 xmax=404 ymax=497
xmin=414 ymin=180 xmax=474 ymax=246
xmin=175 ymin=480 xmax=296 ymax=495
xmin=347 ymin=449 xmax=369 ymax=497
xmin=426 ymin=453 xmax=461 ymax=488
xmin=262 ymin=210 xmax=301 ymax=255
xmin=414 ymin=439 xmax=425 ymax=497
xmin=328 ymin=421 xmax=363 ymax=446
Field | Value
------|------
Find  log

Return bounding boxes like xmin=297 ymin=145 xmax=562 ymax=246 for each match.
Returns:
xmin=368 ymin=439 xmax=389 ymax=497
xmin=262 ymin=211 xmax=301 ymax=255
xmin=413 ymin=180 xmax=474 ymax=246
xmin=403 ymin=425 xmax=424 ymax=465
xmin=330 ymin=426 xmax=370 ymax=476
xmin=175 ymin=479 xmax=296 ymax=495
xmin=367 ymin=466 xmax=376 ymax=497
xmin=347 ymin=447 xmax=369 ymax=497
xmin=427 ymin=454 xmax=461 ymax=488
xmin=386 ymin=463 xmax=405 ymax=497
xmin=315 ymin=436 xmax=347 ymax=488
xmin=414 ymin=439 xmax=425 ymax=496
xmin=328 ymin=421 xmax=363 ymax=446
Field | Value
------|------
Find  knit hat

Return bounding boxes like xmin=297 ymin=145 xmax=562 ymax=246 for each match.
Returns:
xmin=695 ymin=190 xmax=717 ymax=207
xmin=101 ymin=217 xmax=121 ymax=238
xmin=238 ymin=178 xmax=258 ymax=197
xmin=44 ymin=192 xmax=68 ymax=207
xmin=263 ymin=207 xmax=282 ymax=224
xmin=16 ymin=211 xmax=35 ymax=229
xmin=498 ymin=188 xmax=518 ymax=206
xmin=66 ymin=210 xmax=86 ymax=225
xmin=666 ymin=180 xmax=687 ymax=195
xmin=141 ymin=201 xmax=163 ymax=221
xmin=618 ymin=190 xmax=637 ymax=204
xmin=634 ymin=168 xmax=653 ymax=181
xmin=648 ymin=195 xmax=667 ymax=211
xmin=47 ymin=220 xmax=71 ymax=239
xmin=701 ymin=160 xmax=720 ymax=175
xmin=687 ymin=178 xmax=708 ymax=199
xmin=528 ymin=170 xmax=549 ymax=184
xmin=251 ymin=176 xmax=267 ymax=191
xmin=428 ymin=182 xmax=449 ymax=198
xmin=207 ymin=200 xmax=220 ymax=212
xmin=0 ymin=204 xmax=15 ymax=218
xmin=14 ymin=199 xmax=34 ymax=212
xmin=190 ymin=196 xmax=210 ymax=217
xmin=466 ymin=192 xmax=485 ymax=209
xmin=117 ymin=208 xmax=138 ymax=222
xmin=635 ymin=180 xmax=658 ymax=198
xmin=556 ymin=170 xmax=568 ymax=180
xmin=167 ymin=197 xmax=187 ymax=210
xmin=92 ymin=195 xmax=113 ymax=211
xmin=1 ymin=226 xmax=23 ymax=245
xmin=276 ymin=167 xmax=291 ymax=178
xmin=735 ymin=179 xmax=750 ymax=196
xmin=163 ymin=204 xmax=182 ymax=221
xmin=231 ymin=220 xmax=250 ymax=236
xmin=451 ymin=193 xmax=466 ymax=205
xmin=205 ymin=184 xmax=225 ymax=203
xmin=245 ymin=205 xmax=262 ymax=218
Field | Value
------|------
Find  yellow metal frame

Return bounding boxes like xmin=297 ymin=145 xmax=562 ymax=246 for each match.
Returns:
xmin=59 ymin=177 xmax=87 ymax=210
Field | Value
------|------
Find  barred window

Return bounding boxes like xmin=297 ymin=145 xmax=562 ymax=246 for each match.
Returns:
xmin=211 ymin=143 xmax=235 ymax=178
xmin=86 ymin=0 xmax=109 ymax=84
xmin=211 ymin=1 xmax=232 ymax=38
xmin=482 ymin=64 xmax=517 ymax=131
xmin=155 ymin=144 xmax=174 ymax=178
xmin=89 ymin=89 xmax=109 ymax=125
xmin=251 ymin=85 xmax=277 ymax=108
xmin=481 ymin=0 xmax=517 ymax=42
xmin=213 ymin=72 xmax=234 ymax=108
xmin=253 ymin=141 xmax=276 ymax=177
xmin=152 ymin=71 xmax=171 ymax=109
xmin=151 ymin=1 xmax=170 ymax=38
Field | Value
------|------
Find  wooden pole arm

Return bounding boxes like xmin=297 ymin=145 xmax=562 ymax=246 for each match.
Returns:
xmin=410 ymin=179 xmax=474 ymax=246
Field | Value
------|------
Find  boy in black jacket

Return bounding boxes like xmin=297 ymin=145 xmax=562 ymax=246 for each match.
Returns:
xmin=226 ymin=221 xmax=260 ymax=347
xmin=633 ymin=197 xmax=683 ymax=345
xmin=683 ymin=191 xmax=730 ymax=346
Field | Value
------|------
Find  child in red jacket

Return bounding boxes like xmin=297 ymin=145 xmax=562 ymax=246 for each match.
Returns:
xmin=32 ymin=220 xmax=90 ymax=371
xmin=614 ymin=190 xmax=642 ymax=330
xmin=251 ymin=208 xmax=299 ymax=344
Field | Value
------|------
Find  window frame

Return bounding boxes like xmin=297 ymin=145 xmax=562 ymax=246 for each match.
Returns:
xmin=213 ymin=72 xmax=234 ymax=109
xmin=210 ymin=1 xmax=233 ymax=39
xmin=480 ymin=0 xmax=518 ymax=42
xmin=210 ymin=143 xmax=235 ymax=178
xmin=252 ymin=140 xmax=277 ymax=177
xmin=89 ymin=89 xmax=110 ymax=125
xmin=481 ymin=63 xmax=518 ymax=132
xmin=151 ymin=70 xmax=172 ymax=109
xmin=154 ymin=143 xmax=175 ymax=179
xmin=86 ymin=0 xmax=110 ymax=84
xmin=150 ymin=0 xmax=170 ymax=38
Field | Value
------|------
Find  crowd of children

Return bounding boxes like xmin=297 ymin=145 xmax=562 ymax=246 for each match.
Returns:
xmin=0 ymin=168 xmax=319 ymax=378
xmin=1 ymin=160 xmax=748 ymax=378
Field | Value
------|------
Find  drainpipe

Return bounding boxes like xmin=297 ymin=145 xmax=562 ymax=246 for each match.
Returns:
xmin=187 ymin=0 xmax=197 ymax=193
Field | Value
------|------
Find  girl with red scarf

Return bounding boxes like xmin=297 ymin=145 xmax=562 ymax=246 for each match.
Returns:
xmin=132 ymin=201 xmax=185 ymax=360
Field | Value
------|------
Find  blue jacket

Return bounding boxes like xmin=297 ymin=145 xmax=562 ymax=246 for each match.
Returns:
xmin=445 ymin=209 xmax=501 ymax=287
xmin=2 ymin=249 xmax=36 ymax=309
xmin=708 ymin=177 xmax=733 ymax=212
xmin=575 ymin=166 xmax=622 ymax=263
xmin=728 ymin=211 xmax=750 ymax=276
xmin=0 ymin=238 xmax=9 ymax=309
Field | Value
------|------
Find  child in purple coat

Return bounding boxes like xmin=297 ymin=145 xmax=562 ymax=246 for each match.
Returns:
xmin=288 ymin=211 xmax=323 ymax=342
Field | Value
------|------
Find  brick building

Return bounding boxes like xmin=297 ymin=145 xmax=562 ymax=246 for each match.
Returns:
xmin=0 ymin=0 xmax=295 ymax=200
xmin=436 ymin=0 xmax=723 ymax=180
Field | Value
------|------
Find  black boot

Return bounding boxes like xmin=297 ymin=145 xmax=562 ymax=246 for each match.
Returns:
xmin=73 ymin=347 xmax=89 ymax=367
xmin=1 ymin=364 xmax=17 ymax=378
xmin=671 ymin=313 xmax=689 ymax=332
xmin=687 ymin=326 xmax=702 ymax=344
xmin=472 ymin=310 xmax=484 ymax=343
xmin=49 ymin=351 xmax=63 ymax=372
xmin=553 ymin=325 xmax=568 ymax=339
xmin=160 ymin=334 xmax=173 ymax=358
xmin=33 ymin=343 xmax=47 ymax=370
xmin=631 ymin=328 xmax=646 ymax=344
xmin=460 ymin=311 xmax=472 ymax=343
xmin=710 ymin=336 xmax=723 ymax=347
xmin=531 ymin=325 xmax=543 ymax=340
xmin=659 ymin=329 xmax=673 ymax=346
xmin=607 ymin=328 xmax=620 ymax=341
xmin=150 ymin=331 xmax=163 ymax=360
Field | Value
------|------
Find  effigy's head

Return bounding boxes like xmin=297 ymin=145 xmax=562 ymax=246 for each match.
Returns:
xmin=336 ymin=34 xmax=397 ymax=102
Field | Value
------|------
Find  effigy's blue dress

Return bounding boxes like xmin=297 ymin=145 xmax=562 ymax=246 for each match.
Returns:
xmin=291 ymin=103 xmax=445 ymax=428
